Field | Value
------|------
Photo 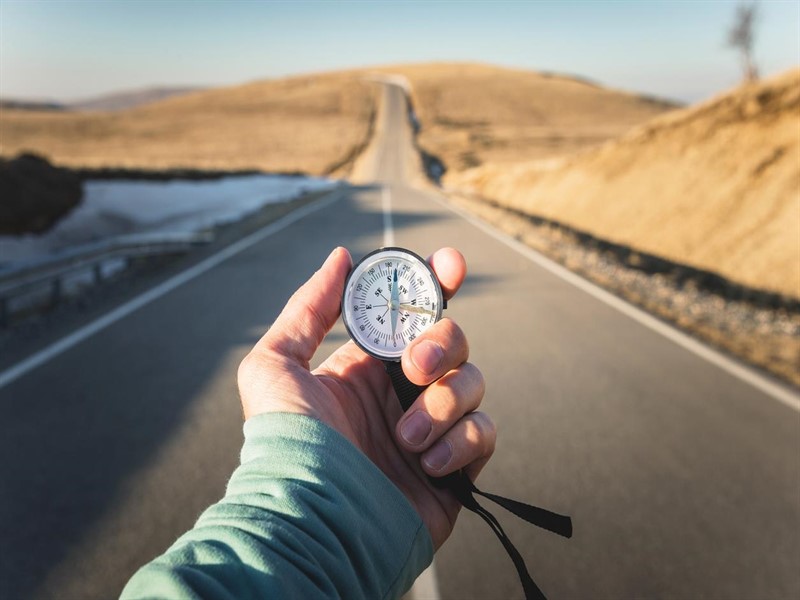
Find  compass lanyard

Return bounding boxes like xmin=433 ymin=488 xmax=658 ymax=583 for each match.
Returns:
xmin=385 ymin=361 xmax=573 ymax=600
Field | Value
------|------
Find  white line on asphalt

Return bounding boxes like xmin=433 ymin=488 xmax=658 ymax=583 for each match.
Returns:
xmin=380 ymin=179 xmax=439 ymax=600
xmin=398 ymin=191 xmax=439 ymax=600
xmin=406 ymin=561 xmax=441 ymax=600
xmin=382 ymin=186 xmax=395 ymax=247
xmin=0 ymin=189 xmax=345 ymax=391
xmin=432 ymin=193 xmax=800 ymax=413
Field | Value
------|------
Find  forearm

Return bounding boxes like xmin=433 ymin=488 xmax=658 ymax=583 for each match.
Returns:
xmin=121 ymin=413 xmax=433 ymax=600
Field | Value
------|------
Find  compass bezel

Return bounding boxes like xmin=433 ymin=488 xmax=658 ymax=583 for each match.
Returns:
xmin=341 ymin=247 xmax=444 ymax=361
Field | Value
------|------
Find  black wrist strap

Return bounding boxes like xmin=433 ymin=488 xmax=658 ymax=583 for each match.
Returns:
xmin=385 ymin=360 xmax=428 ymax=411
xmin=384 ymin=360 xmax=572 ymax=600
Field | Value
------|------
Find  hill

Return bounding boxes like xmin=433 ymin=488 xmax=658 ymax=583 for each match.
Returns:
xmin=0 ymin=73 xmax=377 ymax=176
xmin=452 ymin=69 xmax=800 ymax=299
xmin=0 ymin=63 xmax=674 ymax=179
xmin=0 ymin=86 xmax=203 ymax=113
xmin=67 ymin=86 xmax=206 ymax=111
xmin=0 ymin=99 xmax=66 ymax=111
xmin=372 ymin=62 xmax=678 ymax=177
xmin=6 ymin=63 xmax=792 ymax=297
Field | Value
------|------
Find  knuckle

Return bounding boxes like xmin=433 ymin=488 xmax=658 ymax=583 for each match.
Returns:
xmin=426 ymin=365 xmax=482 ymax=421
xmin=447 ymin=363 xmax=485 ymax=408
xmin=303 ymin=301 xmax=328 ymax=347
xmin=443 ymin=317 xmax=467 ymax=342
xmin=430 ymin=318 xmax=469 ymax=361
xmin=412 ymin=318 xmax=469 ymax=365
xmin=238 ymin=349 xmax=280 ymax=386
xmin=472 ymin=411 xmax=497 ymax=456
xmin=433 ymin=317 xmax=457 ymax=339
xmin=237 ymin=351 xmax=256 ymax=383
xmin=461 ymin=362 xmax=485 ymax=401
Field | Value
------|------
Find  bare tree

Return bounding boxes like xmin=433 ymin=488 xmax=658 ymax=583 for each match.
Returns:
xmin=727 ymin=2 xmax=759 ymax=82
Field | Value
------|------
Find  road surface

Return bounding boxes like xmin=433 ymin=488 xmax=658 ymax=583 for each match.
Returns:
xmin=1 ymin=83 xmax=798 ymax=599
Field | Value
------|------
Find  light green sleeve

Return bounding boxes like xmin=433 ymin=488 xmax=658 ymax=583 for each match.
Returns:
xmin=121 ymin=413 xmax=434 ymax=600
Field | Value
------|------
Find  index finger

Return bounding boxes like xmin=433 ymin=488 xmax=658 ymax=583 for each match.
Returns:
xmin=428 ymin=248 xmax=466 ymax=301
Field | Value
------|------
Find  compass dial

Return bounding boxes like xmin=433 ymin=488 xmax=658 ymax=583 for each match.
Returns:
xmin=342 ymin=247 xmax=443 ymax=360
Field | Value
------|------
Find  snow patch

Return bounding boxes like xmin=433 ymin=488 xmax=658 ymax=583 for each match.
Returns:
xmin=0 ymin=175 xmax=337 ymax=264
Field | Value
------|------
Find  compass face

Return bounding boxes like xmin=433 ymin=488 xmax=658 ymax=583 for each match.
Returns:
xmin=342 ymin=247 xmax=443 ymax=360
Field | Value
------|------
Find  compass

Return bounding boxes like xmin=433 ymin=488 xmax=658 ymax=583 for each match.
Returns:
xmin=341 ymin=247 xmax=444 ymax=361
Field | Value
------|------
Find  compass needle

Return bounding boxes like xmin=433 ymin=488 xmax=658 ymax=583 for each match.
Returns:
xmin=390 ymin=268 xmax=400 ymax=337
xmin=398 ymin=304 xmax=437 ymax=316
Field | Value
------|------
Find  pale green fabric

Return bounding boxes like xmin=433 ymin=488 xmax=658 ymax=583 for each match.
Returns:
xmin=121 ymin=413 xmax=433 ymax=599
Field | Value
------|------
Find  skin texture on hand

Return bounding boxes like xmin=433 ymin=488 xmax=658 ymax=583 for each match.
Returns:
xmin=237 ymin=247 xmax=496 ymax=549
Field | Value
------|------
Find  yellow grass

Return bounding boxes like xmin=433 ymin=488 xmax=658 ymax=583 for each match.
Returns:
xmin=0 ymin=73 xmax=377 ymax=175
xmin=454 ymin=69 xmax=800 ymax=299
xmin=370 ymin=62 xmax=674 ymax=176
xmin=3 ymin=61 xmax=795 ymax=298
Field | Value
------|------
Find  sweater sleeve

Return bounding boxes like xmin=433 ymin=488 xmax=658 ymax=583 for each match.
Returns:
xmin=121 ymin=413 xmax=434 ymax=600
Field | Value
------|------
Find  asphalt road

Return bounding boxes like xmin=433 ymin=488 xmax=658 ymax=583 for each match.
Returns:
xmin=1 ymin=83 xmax=798 ymax=600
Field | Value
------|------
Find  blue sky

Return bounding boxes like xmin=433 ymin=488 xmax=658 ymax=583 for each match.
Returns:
xmin=1 ymin=0 xmax=797 ymax=103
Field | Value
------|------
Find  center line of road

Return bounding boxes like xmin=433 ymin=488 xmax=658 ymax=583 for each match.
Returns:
xmin=382 ymin=181 xmax=441 ymax=600
xmin=0 ymin=189 xmax=345 ymax=391
xmin=382 ymin=185 xmax=395 ymax=247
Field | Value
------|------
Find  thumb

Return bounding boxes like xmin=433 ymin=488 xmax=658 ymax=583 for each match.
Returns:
xmin=258 ymin=247 xmax=352 ymax=366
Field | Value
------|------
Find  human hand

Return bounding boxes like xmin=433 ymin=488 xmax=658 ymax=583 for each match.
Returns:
xmin=237 ymin=247 xmax=496 ymax=549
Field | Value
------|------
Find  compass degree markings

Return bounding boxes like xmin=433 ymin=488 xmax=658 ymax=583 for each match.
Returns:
xmin=344 ymin=250 xmax=442 ymax=357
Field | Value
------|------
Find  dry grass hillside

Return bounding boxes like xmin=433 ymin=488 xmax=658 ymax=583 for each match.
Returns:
xmin=0 ymin=62 xmax=671 ymax=179
xmin=372 ymin=62 xmax=677 ymax=177
xmin=455 ymin=69 xmax=800 ymax=299
xmin=0 ymin=73 xmax=377 ymax=176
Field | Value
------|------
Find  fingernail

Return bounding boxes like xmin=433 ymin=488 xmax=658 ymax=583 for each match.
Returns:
xmin=400 ymin=411 xmax=432 ymax=446
xmin=424 ymin=440 xmax=452 ymax=471
xmin=411 ymin=340 xmax=444 ymax=375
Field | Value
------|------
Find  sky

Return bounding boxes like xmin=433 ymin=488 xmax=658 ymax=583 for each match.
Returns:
xmin=1 ymin=0 xmax=798 ymax=104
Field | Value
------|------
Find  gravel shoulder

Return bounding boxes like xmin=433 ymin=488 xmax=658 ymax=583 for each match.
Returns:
xmin=447 ymin=191 xmax=800 ymax=388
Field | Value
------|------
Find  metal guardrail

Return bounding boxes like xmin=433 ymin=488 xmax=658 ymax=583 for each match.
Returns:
xmin=0 ymin=231 xmax=213 ymax=325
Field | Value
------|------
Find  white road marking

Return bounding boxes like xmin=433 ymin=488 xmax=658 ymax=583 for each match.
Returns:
xmin=382 ymin=185 xmax=395 ymax=247
xmin=407 ymin=561 xmax=441 ymax=600
xmin=379 ymin=180 xmax=438 ymax=600
xmin=396 ymin=188 xmax=439 ymax=600
xmin=432 ymin=192 xmax=800 ymax=413
xmin=0 ymin=189 xmax=345 ymax=391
